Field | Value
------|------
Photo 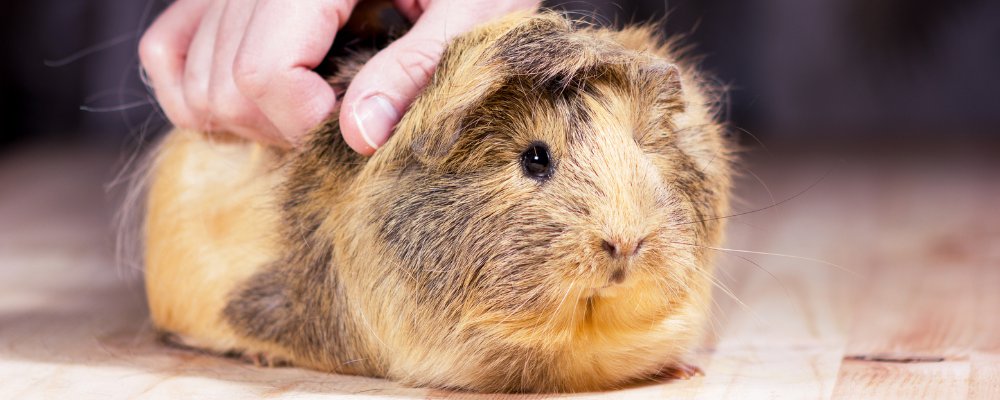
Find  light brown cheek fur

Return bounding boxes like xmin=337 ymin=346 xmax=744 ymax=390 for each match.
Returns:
xmin=144 ymin=130 xmax=290 ymax=357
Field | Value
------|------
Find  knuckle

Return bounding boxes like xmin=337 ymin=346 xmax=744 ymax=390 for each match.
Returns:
xmin=183 ymin=78 xmax=209 ymax=111
xmin=209 ymin=91 xmax=253 ymax=125
xmin=392 ymin=44 xmax=441 ymax=89
xmin=182 ymin=87 xmax=210 ymax=121
xmin=183 ymin=64 xmax=209 ymax=89
xmin=137 ymin=32 xmax=166 ymax=67
xmin=185 ymin=100 xmax=210 ymax=125
xmin=318 ymin=0 xmax=354 ymax=24
xmin=232 ymin=54 xmax=270 ymax=100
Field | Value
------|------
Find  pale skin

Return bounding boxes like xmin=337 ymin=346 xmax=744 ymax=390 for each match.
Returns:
xmin=139 ymin=0 xmax=539 ymax=155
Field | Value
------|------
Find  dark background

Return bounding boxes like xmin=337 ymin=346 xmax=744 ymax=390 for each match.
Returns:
xmin=1 ymin=0 xmax=998 ymax=151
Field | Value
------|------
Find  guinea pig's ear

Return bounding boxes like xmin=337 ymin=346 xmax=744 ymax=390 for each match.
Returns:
xmin=407 ymin=76 xmax=500 ymax=167
xmin=409 ymin=116 xmax=465 ymax=163
xmin=645 ymin=60 xmax=686 ymax=114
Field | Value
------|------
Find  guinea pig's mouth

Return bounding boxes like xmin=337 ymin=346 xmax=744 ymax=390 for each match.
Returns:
xmin=583 ymin=265 xmax=633 ymax=298
xmin=586 ymin=282 xmax=626 ymax=298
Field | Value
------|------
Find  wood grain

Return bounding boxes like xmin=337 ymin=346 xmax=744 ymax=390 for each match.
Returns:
xmin=1 ymin=144 xmax=996 ymax=399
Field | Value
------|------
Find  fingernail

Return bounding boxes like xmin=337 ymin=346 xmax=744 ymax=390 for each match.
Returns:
xmin=353 ymin=94 xmax=399 ymax=150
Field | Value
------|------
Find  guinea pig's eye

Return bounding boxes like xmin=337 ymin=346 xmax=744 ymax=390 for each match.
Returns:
xmin=520 ymin=142 xmax=553 ymax=180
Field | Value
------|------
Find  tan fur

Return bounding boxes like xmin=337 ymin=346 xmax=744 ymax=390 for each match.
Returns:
xmin=144 ymin=12 xmax=732 ymax=393
xmin=144 ymin=131 xmax=292 ymax=357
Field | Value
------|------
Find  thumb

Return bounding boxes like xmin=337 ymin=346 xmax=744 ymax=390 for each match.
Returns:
xmin=339 ymin=9 xmax=447 ymax=155
xmin=340 ymin=1 xmax=536 ymax=155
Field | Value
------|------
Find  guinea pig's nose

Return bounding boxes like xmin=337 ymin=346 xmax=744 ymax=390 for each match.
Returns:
xmin=600 ymin=236 xmax=645 ymax=259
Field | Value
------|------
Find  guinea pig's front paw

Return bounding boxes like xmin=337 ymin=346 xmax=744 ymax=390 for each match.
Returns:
xmin=158 ymin=331 xmax=216 ymax=354
xmin=238 ymin=351 xmax=289 ymax=368
xmin=157 ymin=331 xmax=288 ymax=368
xmin=652 ymin=362 xmax=704 ymax=381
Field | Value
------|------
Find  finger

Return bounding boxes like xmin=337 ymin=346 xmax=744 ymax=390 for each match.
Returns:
xmin=182 ymin=0 xmax=227 ymax=131
xmin=207 ymin=0 xmax=284 ymax=145
xmin=233 ymin=0 xmax=359 ymax=146
xmin=340 ymin=0 xmax=538 ymax=155
xmin=392 ymin=0 xmax=426 ymax=22
xmin=138 ymin=0 xmax=212 ymax=128
xmin=337 ymin=26 xmax=443 ymax=155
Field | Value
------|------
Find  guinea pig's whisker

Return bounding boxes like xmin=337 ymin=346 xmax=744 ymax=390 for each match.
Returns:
xmin=668 ymin=241 xmax=858 ymax=277
xmin=80 ymin=99 xmax=156 ymax=113
xmin=544 ymin=280 xmax=577 ymax=333
xmin=683 ymin=262 xmax=751 ymax=312
xmin=672 ymin=164 xmax=836 ymax=228
xmin=699 ymin=152 xmax=721 ymax=175
xmin=569 ymin=282 xmax=586 ymax=328
xmin=716 ymin=251 xmax=794 ymax=301
xmin=734 ymin=126 xmax=771 ymax=153
xmin=690 ymin=259 xmax=771 ymax=327
xmin=647 ymin=270 xmax=680 ymax=298
xmin=44 ymin=31 xmax=137 ymax=67
xmin=738 ymin=165 xmax=776 ymax=205
xmin=704 ymin=295 xmax=726 ymax=339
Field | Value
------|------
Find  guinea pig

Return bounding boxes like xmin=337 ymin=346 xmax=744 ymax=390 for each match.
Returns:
xmin=143 ymin=11 xmax=732 ymax=393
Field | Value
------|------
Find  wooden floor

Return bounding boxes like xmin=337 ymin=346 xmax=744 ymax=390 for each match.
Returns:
xmin=1 ymin=140 xmax=998 ymax=399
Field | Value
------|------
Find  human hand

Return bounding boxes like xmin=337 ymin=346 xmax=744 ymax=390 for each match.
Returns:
xmin=139 ymin=0 xmax=538 ymax=152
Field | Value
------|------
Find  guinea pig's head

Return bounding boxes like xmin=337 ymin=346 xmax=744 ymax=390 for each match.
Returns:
xmin=341 ymin=13 xmax=731 ymax=392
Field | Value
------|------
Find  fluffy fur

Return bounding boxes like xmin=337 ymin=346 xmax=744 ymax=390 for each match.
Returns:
xmin=144 ymin=12 xmax=732 ymax=393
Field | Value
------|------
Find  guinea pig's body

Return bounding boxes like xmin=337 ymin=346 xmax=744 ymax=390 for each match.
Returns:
xmin=144 ymin=13 xmax=731 ymax=392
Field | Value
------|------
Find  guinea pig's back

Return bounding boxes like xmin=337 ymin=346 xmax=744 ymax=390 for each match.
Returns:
xmin=144 ymin=129 xmax=287 ymax=352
